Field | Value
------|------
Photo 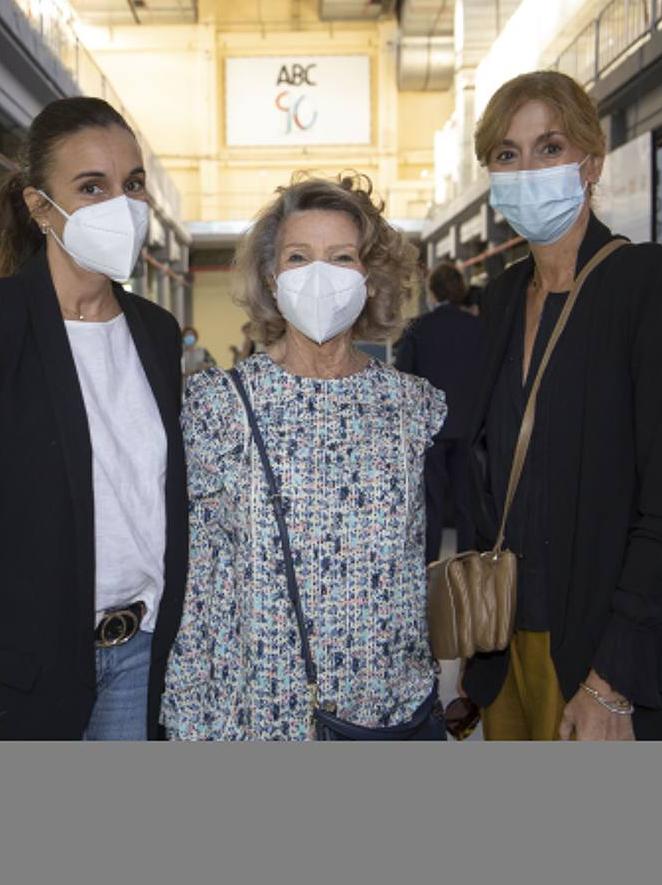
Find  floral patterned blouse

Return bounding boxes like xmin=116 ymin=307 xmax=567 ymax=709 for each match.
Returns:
xmin=161 ymin=353 xmax=447 ymax=740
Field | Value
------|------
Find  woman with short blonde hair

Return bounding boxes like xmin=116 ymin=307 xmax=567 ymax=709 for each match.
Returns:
xmin=162 ymin=173 xmax=448 ymax=741
xmin=462 ymin=70 xmax=662 ymax=741
xmin=474 ymin=69 xmax=606 ymax=166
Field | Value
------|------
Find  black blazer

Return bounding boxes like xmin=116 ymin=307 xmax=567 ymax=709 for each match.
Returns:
xmin=0 ymin=250 xmax=188 ymax=739
xmin=395 ymin=304 xmax=485 ymax=439
xmin=464 ymin=214 xmax=662 ymax=730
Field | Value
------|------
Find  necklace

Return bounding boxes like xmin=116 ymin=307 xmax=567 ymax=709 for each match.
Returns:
xmin=61 ymin=306 xmax=86 ymax=321
xmin=60 ymin=296 xmax=116 ymax=322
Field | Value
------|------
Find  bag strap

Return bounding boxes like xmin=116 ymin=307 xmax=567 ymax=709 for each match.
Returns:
xmin=493 ymin=238 xmax=628 ymax=553
xmin=228 ymin=368 xmax=320 ymax=704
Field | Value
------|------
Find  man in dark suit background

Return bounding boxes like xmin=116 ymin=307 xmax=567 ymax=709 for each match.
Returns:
xmin=395 ymin=261 xmax=485 ymax=562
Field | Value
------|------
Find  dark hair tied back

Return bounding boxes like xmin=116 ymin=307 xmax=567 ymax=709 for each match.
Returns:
xmin=0 ymin=97 xmax=133 ymax=276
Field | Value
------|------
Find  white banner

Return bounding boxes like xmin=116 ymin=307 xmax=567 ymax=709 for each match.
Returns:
xmin=598 ymin=132 xmax=652 ymax=243
xmin=225 ymin=55 xmax=371 ymax=147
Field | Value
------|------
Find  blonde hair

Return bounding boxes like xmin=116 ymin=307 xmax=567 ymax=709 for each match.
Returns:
xmin=234 ymin=172 xmax=419 ymax=345
xmin=475 ymin=70 xmax=605 ymax=166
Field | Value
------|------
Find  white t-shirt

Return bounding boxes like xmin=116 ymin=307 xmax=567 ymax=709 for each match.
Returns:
xmin=65 ymin=313 xmax=167 ymax=632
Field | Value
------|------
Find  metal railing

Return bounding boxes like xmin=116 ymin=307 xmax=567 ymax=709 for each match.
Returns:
xmin=555 ymin=0 xmax=662 ymax=87
xmin=11 ymin=0 xmax=183 ymax=232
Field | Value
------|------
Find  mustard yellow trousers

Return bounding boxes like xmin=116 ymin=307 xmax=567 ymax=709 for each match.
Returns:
xmin=481 ymin=631 xmax=568 ymax=741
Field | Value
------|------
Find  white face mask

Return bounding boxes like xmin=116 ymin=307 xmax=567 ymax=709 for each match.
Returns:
xmin=488 ymin=158 xmax=589 ymax=245
xmin=275 ymin=260 xmax=367 ymax=345
xmin=38 ymin=191 xmax=149 ymax=281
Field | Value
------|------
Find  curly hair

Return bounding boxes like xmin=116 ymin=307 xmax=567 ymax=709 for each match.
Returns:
xmin=234 ymin=172 xmax=419 ymax=345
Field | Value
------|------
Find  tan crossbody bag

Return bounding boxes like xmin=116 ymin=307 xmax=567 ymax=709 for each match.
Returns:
xmin=427 ymin=238 xmax=628 ymax=660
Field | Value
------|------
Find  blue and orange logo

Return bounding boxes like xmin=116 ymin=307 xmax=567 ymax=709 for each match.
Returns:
xmin=275 ymin=63 xmax=319 ymax=135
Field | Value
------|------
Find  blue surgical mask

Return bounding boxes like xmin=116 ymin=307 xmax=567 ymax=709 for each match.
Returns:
xmin=183 ymin=333 xmax=197 ymax=347
xmin=489 ymin=158 xmax=589 ymax=245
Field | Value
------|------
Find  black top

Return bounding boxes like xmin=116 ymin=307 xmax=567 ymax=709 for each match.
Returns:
xmin=0 ymin=249 xmax=188 ymax=739
xmin=395 ymin=303 xmax=485 ymax=439
xmin=486 ymin=288 xmax=567 ymax=630
xmin=464 ymin=213 xmax=662 ymax=717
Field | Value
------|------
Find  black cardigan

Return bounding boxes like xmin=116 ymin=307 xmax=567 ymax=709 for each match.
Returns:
xmin=464 ymin=214 xmax=662 ymax=729
xmin=0 ymin=250 xmax=188 ymax=739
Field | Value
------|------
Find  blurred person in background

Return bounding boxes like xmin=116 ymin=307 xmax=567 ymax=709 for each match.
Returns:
xmin=464 ymin=282 xmax=484 ymax=317
xmin=463 ymin=70 xmax=662 ymax=741
xmin=182 ymin=325 xmax=216 ymax=376
xmin=396 ymin=261 xmax=485 ymax=562
xmin=161 ymin=173 xmax=447 ymax=741
xmin=0 ymin=97 xmax=187 ymax=740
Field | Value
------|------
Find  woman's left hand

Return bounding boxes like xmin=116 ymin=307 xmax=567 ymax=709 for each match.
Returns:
xmin=559 ymin=669 xmax=635 ymax=741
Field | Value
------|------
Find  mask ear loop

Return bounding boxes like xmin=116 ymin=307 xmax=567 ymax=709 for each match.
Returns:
xmin=37 ymin=189 xmax=71 ymax=220
xmin=35 ymin=190 xmax=70 ymax=249
xmin=29 ymin=191 xmax=54 ymax=237
xmin=578 ymin=155 xmax=599 ymax=198
xmin=269 ymin=270 xmax=280 ymax=303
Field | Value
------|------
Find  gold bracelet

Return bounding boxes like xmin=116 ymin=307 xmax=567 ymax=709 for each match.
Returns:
xmin=579 ymin=682 xmax=634 ymax=715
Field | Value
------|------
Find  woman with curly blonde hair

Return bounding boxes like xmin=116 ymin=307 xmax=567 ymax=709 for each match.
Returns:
xmin=161 ymin=173 xmax=448 ymax=740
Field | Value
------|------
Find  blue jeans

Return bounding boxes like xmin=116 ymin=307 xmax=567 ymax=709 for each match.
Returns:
xmin=83 ymin=630 xmax=152 ymax=741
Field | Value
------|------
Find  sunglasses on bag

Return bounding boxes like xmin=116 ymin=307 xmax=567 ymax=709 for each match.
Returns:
xmin=444 ymin=696 xmax=481 ymax=741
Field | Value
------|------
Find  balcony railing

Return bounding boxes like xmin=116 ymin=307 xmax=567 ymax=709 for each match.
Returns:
xmin=11 ymin=0 xmax=183 ymax=231
xmin=555 ymin=0 xmax=662 ymax=87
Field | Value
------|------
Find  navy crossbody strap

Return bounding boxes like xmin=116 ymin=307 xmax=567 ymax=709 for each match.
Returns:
xmin=228 ymin=368 xmax=318 ymax=689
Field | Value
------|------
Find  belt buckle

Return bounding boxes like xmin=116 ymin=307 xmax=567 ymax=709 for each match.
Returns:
xmin=96 ymin=606 xmax=141 ymax=648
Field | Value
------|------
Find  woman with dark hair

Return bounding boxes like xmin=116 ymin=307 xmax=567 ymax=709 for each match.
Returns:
xmin=463 ymin=70 xmax=662 ymax=740
xmin=0 ymin=97 xmax=187 ymax=740
xmin=162 ymin=173 xmax=447 ymax=740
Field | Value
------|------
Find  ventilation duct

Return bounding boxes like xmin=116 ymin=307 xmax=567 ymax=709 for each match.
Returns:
xmin=399 ymin=0 xmax=454 ymax=35
xmin=398 ymin=35 xmax=454 ymax=90
xmin=397 ymin=1 xmax=454 ymax=91
xmin=319 ymin=0 xmax=396 ymax=21
xmin=70 ymin=0 xmax=198 ymax=26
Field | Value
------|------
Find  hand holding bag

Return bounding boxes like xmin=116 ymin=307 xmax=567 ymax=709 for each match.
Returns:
xmin=426 ymin=238 xmax=628 ymax=661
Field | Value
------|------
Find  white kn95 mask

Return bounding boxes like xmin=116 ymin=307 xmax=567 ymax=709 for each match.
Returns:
xmin=275 ymin=260 xmax=367 ymax=345
xmin=39 ymin=191 xmax=149 ymax=282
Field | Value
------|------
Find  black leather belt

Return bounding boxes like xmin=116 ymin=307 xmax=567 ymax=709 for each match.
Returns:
xmin=95 ymin=602 xmax=146 ymax=648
